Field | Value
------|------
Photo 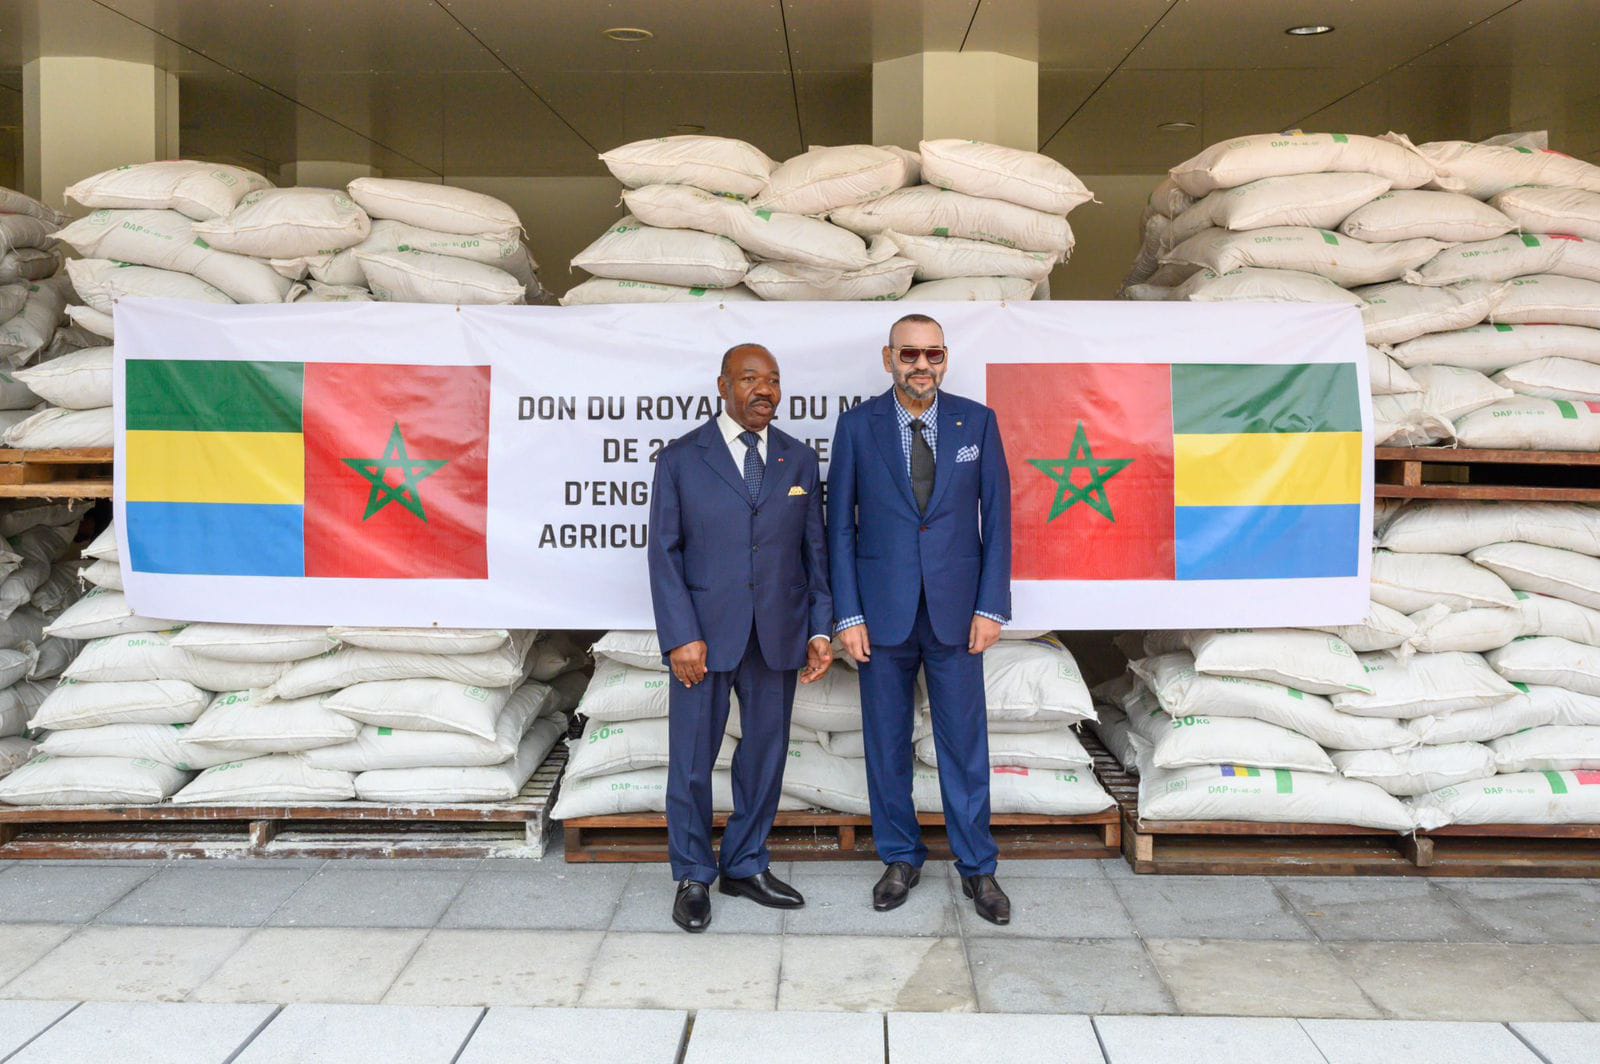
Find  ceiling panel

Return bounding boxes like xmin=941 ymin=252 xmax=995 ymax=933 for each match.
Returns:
xmin=1124 ymin=0 xmax=1512 ymax=72
xmin=782 ymin=0 xmax=978 ymax=70
xmin=96 ymin=0 xmax=499 ymax=75
xmin=441 ymin=0 xmax=791 ymax=74
xmin=795 ymin=70 xmax=873 ymax=149
xmin=964 ymin=0 xmax=1174 ymax=67
xmin=528 ymin=71 xmax=803 ymax=159
xmin=439 ymin=72 xmax=610 ymax=175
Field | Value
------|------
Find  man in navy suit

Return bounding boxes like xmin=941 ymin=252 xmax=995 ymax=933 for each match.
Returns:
xmin=828 ymin=312 xmax=1014 ymax=925
xmin=648 ymin=342 xmax=834 ymax=933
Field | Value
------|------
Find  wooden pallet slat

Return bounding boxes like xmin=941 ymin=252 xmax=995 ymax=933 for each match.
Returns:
xmin=1374 ymin=446 xmax=1600 ymax=503
xmin=0 ymin=447 xmax=114 ymax=499
xmin=0 ymin=745 xmax=566 ymax=860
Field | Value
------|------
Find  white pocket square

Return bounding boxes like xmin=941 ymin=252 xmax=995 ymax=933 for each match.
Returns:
xmin=956 ymin=445 xmax=980 ymax=463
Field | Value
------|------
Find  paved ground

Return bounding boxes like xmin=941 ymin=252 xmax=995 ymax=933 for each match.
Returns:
xmin=0 ymin=1004 xmax=1596 ymax=1063
xmin=0 ymin=849 xmax=1597 ymax=1059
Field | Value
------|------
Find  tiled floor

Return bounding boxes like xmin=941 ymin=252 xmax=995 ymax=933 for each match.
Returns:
xmin=0 ymin=1002 xmax=1592 ymax=1063
xmin=0 ymin=853 xmax=1596 ymax=1028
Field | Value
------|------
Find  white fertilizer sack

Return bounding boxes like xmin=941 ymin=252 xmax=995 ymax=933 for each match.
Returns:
xmin=1469 ymin=542 xmax=1600 ymax=610
xmin=0 ymin=754 xmax=191 ymax=806
xmin=1170 ymin=132 xmax=1432 ymax=197
xmin=575 ymin=657 xmax=673 ymax=722
xmin=181 ymin=689 xmax=361 ymax=755
xmin=1488 ymin=636 xmax=1600 ymax=696
xmin=1412 ymin=770 xmax=1600 ymax=829
xmin=918 ymin=138 xmax=1094 ymax=214
xmin=30 ymin=677 xmax=210 ymax=729
xmin=753 ymin=144 xmax=914 ymax=215
xmin=830 ymin=185 xmax=1073 ymax=254
xmin=1332 ymin=651 xmax=1519 ymax=718
xmin=1379 ymin=500 xmax=1600 ymax=556
xmin=572 ymin=217 xmax=749 ymax=289
xmin=600 ymin=136 xmax=775 ymax=199
xmin=36 ymin=722 xmax=241 ymax=770
xmin=1331 ymin=743 xmax=1497 ymax=797
xmin=169 ymin=623 xmax=337 ymax=664
xmin=562 ymin=715 xmax=730 ymax=783
xmin=353 ymin=715 xmax=566 ymax=803
xmin=321 ymin=680 xmax=514 ymax=741
xmin=1493 ymin=357 xmax=1600 ymax=401
xmin=308 ymin=683 xmax=554 ymax=771
xmin=916 ymin=725 xmax=1092 ymax=771
xmin=1453 ymin=397 xmax=1600 ymax=450
xmin=1188 ymin=629 xmax=1371 ymax=695
xmin=1139 ymin=761 xmax=1413 ymax=830
xmin=346 ymin=178 xmax=520 ymax=237
xmin=625 ymin=184 xmax=878 ymax=271
xmin=172 ymin=754 xmax=354 ymax=804
xmin=1370 ymin=550 xmax=1519 ymax=613
xmin=65 ymin=160 xmax=272 ymax=221
xmin=1339 ymin=190 xmax=1514 ymax=243
xmin=1150 ymin=712 xmax=1335 ymax=773
xmin=1491 ymin=725 xmax=1600 ymax=772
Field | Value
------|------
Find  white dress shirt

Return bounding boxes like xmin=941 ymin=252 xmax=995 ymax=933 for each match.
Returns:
xmin=718 ymin=410 xmax=767 ymax=470
xmin=717 ymin=411 xmax=827 ymax=649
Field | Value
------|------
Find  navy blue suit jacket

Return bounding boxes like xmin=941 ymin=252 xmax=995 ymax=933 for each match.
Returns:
xmin=648 ymin=418 xmax=833 ymax=673
xmin=827 ymin=389 xmax=1012 ymax=647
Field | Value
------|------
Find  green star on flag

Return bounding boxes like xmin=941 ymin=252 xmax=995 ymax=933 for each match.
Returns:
xmin=342 ymin=421 xmax=448 ymax=522
xmin=1028 ymin=421 xmax=1133 ymax=523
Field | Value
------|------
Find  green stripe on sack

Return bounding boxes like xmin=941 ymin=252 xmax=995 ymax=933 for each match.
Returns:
xmin=1520 ymin=234 xmax=1542 ymax=248
xmin=1556 ymin=400 xmax=1579 ymax=420
xmin=1274 ymin=769 xmax=1294 ymax=794
xmin=1171 ymin=363 xmax=1361 ymax=434
xmin=1544 ymin=770 xmax=1569 ymax=795
xmin=1320 ymin=230 xmax=1340 ymax=246
xmin=1332 ymin=134 xmax=1349 ymax=144
xmin=125 ymin=360 xmax=304 ymax=433
xmin=1495 ymin=323 xmax=1515 ymax=332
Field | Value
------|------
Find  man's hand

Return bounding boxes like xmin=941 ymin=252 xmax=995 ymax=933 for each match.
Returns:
xmin=968 ymin=615 xmax=1002 ymax=655
xmin=669 ymin=640 xmax=709 ymax=687
xmin=838 ymin=623 xmax=871 ymax=663
xmin=800 ymin=636 xmax=833 ymax=685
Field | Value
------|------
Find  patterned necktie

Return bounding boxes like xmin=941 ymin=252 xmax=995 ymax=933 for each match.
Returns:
xmin=739 ymin=430 xmax=763 ymax=502
xmin=909 ymin=418 xmax=935 ymax=513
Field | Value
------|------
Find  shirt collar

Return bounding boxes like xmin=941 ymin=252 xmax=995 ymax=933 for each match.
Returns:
xmin=719 ymin=410 xmax=766 ymax=446
xmin=892 ymin=390 xmax=939 ymax=427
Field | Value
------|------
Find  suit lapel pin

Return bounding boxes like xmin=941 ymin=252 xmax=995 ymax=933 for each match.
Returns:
xmin=956 ymin=421 xmax=963 ymax=427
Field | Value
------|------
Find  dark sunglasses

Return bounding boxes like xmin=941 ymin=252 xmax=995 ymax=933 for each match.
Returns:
xmin=894 ymin=345 xmax=947 ymax=365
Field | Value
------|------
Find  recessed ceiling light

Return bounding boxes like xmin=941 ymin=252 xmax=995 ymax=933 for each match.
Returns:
xmin=1158 ymin=121 xmax=1197 ymax=132
xmin=1285 ymin=24 xmax=1334 ymax=35
xmin=668 ymin=123 xmax=706 ymax=134
xmin=603 ymin=26 xmax=653 ymax=42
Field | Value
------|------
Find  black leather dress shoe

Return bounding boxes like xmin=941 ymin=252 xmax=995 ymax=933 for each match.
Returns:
xmin=962 ymin=874 xmax=1011 ymax=926
xmin=673 ymin=880 xmax=711 ymax=932
xmin=872 ymin=861 xmax=921 ymax=912
xmin=719 ymin=870 xmax=805 ymax=909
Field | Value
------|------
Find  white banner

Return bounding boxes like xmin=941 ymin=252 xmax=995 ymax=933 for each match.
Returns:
xmin=115 ymin=299 xmax=1371 ymax=630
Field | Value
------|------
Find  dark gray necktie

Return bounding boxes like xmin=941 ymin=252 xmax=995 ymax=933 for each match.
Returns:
xmin=909 ymin=418 xmax=934 ymax=513
xmin=739 ymin=430 xmax=763 ymax=502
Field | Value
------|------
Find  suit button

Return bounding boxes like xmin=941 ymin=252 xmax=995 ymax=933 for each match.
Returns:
xmin=753 ymin=510 xmax=760 ymax=517
xmin=752 ymin=545 xmax=759 ymax=552
xmin=748 ymin=582 xmax=755 ymax=589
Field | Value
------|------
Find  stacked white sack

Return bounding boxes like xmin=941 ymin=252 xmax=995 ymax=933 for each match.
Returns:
xmin=1369 ymin=500 xmax=1600 ymax=827
xmin=0 ymin=504 xmax=152 ymax=801
xmin=568 ymin=136 xmax=1089 ymax=305
xmin=1090 ymin=500 xmax=1600 ymax=829
xmin=553 ymin=629 xmax=1112 ymax=818
xmin=1128 ymin=130 xmax=1600 ymax=450
xmin=1096 ymin=628 xmax=1415 ymax=830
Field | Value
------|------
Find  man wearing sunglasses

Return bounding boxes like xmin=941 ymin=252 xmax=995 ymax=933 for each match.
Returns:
xmin=827 ymin=313 xmax=1014 ymax=926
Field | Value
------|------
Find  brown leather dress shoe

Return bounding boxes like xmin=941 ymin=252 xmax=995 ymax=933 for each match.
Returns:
xmin=872 ymin=861 xmax=921 ymax=911
xmin=962 ymin=874 xmax=1011 ymax=925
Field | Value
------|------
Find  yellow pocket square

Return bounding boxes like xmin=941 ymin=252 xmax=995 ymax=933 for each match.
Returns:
xmin=788 ymin=486 xmax=808 ymax=496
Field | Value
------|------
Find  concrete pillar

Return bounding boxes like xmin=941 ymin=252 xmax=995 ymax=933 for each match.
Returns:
xmin=23 ymin=56 xmax=178 ymax=209
xmin=278 ymin=161 xmax=380 ymax=189
xmin=872 ymin=52 xmax=1038 ymax=152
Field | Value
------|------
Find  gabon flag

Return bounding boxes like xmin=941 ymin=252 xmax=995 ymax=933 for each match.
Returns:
xmin=988 ymin=362 xmax=1362 ymax=582
xmin=124 ymin=360 xmax=491 ymax=579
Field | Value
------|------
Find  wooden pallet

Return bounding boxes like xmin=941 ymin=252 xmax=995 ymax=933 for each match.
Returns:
xmin=0 ymin=746 xmax=566 ymax=860
xmin=1375 ymin=446 xmax=1600 ymax=503
xmin=1099 ymin=746 xmax=1600 ymax=877
xmin=0 ymin=447 xmax=113 ymax=498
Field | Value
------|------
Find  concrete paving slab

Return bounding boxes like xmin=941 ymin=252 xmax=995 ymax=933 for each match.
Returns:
xmin=779 ymin=936 xmax=973 ymax=1013
xmin=890 ymin=1011 xmax=1102 ymax=1062
xmin=1301 ymin=1019 xmax=1541 ymax=1063
xmin=779 ymin=860 xmax=921 ymax=877
xmin=192 ymin=928 xmax=425 ymax=1004
xmin=1514 ymin=946 xmax=1600 ymax=1020
xmin=456 ymin=1007 xmax=686 ymax=1064
xmin=1146 ymin=939 xmax=1379 ymax=1019
xmin=1329 ymin=942 xmax=1588 ymax=1021
xmin=232 ymin=1003 xmax=481 ymax=1063
xmin=266 ymin=867 xmax=470 ymax=929
xmin=0 ymin=925 xmax=75 ymax=990
xmin=441 ymin=864 xmax=631 ymax=930
xmin=1509 ymin=1021 xmax=1600 ymax=1064
xmin=992 ymin=860 xmax=1107 ymax=879
xmin=967 ymin=938 xmax=1174 ymax=1015
xmin=385 ymin=930 xmax=603 ymax=1007
xmin=1098 ymin=858 xmax=1137 ymax=879
xmin=1275 ymin=878 xmax=1499 ymax=942
xmin=96 ymin=866 xmax=315 ymax=927
xmin=8 ymin=1002 xmax=275 ymax=1064
xmin=609 ymin=866 xmax=784 ymax=935
xmin=0 ymin=926 xmax=249 ymax=1003
xmin=955 ymin=877 xmax=1135 ymax=939
xmin=0 ymin=1001 xmax=75 ymax=1058
xmin=579 ymin=931 xmax=781 ymax=1010
xmin=1429 ymin=880 xmax=1600 ymax=944
xmin=683 ymin=1008 xmax=881 ymax=1064
xmin=781 ymin=869 xmax=958 ymax=936
xmin=1095 ymin=1015 xmax=1327 ymax=1063
xmin=1111 ymin=877 xmax=1312 ymax=940
xmin=0 ymin=865 xmax=158 ymax=923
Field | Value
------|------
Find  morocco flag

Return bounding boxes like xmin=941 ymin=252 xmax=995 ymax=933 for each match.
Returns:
xmin=124 ymin=360 xmax=490 ymax=580
xmin=988 ymin=362 xmax=1362 ymax=582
